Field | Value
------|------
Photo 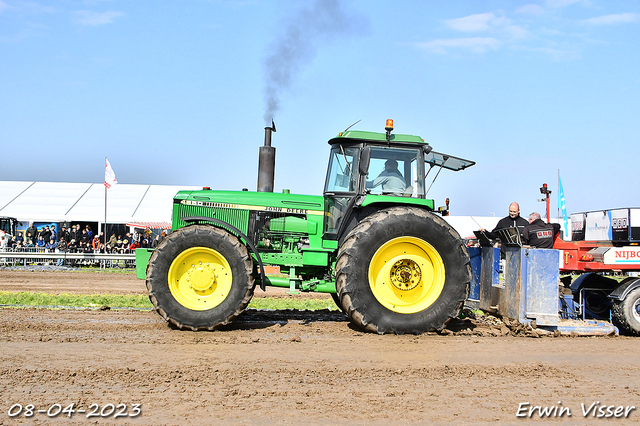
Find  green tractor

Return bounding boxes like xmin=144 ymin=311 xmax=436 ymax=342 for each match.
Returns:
xmin=136 ymin=120 xmax=475 ymax=334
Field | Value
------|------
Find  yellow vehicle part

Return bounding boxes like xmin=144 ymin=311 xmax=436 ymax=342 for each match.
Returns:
xmin=368 ymin=236 xmax=445 ymax=314
xmin=168 ymin=247 xmax=232 ymax=311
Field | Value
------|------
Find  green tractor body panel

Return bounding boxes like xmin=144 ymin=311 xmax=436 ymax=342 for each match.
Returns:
xmin=329 ymin=130 xmax=426 ymax=145
xmin=160 ymin=189 xmax=337 ymax=291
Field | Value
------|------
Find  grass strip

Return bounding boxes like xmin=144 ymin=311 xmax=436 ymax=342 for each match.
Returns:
xmin=0 ymin=292 xmax=339 ymax=311
xmin=249 ymin=297 xmax=338 ymax=311
xmin=0 ymin=292 xmax=152 ymax=309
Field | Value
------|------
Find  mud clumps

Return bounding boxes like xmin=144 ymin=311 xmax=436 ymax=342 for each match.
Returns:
xmin=441 ymin=310 xmax=554 ymax=338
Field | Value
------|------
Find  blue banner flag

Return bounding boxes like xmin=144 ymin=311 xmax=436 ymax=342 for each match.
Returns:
xmin=558 ymin=175 xmax=569 ymax=238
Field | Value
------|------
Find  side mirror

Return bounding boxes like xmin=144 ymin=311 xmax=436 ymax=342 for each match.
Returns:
xmin=423 ymin=145 xmax=433 ymax=155
xmin=359 ymin=147 xmax=370 ymax=175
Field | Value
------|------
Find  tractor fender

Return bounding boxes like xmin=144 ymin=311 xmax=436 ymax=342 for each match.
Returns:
xmin=608 ymin=277 xmax=640 ymax=301
xmin=182 ymin=216 xmax=267 ymax=292
xmin=569 ymin=272 xmax=618 ymax=293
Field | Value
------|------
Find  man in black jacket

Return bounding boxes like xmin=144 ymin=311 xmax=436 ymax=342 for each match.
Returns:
xmin=523 ymin=212 xmax=561 ymax=248
xmin=25 ymin=222 xmax=38 ymax=245
xmin=480 ymin=202 xmax=529 ymax=257
xmin=483 ymin=202 xmax=528 ymax=238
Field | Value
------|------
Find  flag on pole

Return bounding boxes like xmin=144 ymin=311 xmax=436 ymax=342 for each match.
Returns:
xmin=558 ymin=174 xmax=569 ymax=238
xmin=104 ymin=158 xmax=118 ymax=188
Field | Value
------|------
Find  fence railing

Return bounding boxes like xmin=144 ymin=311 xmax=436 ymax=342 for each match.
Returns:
xmin=0 ymin=248 xmax=136 ymax=269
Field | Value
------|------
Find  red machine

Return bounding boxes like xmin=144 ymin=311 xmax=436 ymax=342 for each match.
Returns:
xmin=553 ymin=208 xmax=640 ymax=335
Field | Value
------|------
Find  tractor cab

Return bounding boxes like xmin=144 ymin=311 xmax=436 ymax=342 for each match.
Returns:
xmin=323 ymin=120 xmax=474 ymax=239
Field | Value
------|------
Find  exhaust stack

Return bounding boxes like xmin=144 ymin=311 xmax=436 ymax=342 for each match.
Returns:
xmin=257 ymin=121 xmax=276 ymax=192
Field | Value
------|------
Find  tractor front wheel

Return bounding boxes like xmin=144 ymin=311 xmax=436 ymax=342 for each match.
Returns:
xmin=146 ymin=225 xmax=254 ymax=330
xmin=335 ymin=207 xmax=470 ymax=334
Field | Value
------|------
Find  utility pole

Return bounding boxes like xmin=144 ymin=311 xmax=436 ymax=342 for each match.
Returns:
xmin=538 ymin=183 xmax=552 ymax=223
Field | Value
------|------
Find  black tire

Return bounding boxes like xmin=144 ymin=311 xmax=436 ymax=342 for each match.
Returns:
xmin=612 ymin=287 xmax=640 ymax=336
xmin=335 ymin=206 xmax=471 ymax=334
xmin=570 ymin=273 xmax=617 ymax=319
xmin=146 ymin=224 xmax=254 ymax=330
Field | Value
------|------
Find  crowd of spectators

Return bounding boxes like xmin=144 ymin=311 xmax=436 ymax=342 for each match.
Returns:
xmin=0 ymin=222 xmax=170 ymax=266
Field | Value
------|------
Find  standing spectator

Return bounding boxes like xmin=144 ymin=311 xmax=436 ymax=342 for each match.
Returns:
xmin=80 ymin=228 xmax=90 ymax=244
xmin=25 ymin=222 xmax=38 ymax=246
xmin=522 ymin=212 xmax=561 ymax=249
xmin=40 ymin=226 xmax=52 ymax=243
xmin=58 ymin=226 xmax=67 ymax=244
xmin=108 ymin=233 xmax=117 ymax=247
xmin=50 ymin=225 xmax=57 ymax=242
xmin=56 ymin=238 xmax=68 ymax=266
xmin=71 ymin=225 xmax=83 ymax=244
xmin=86 ymin=225 xmax=93 ymax=240
xmin=479 ymin=202 xmax=529 ymax=259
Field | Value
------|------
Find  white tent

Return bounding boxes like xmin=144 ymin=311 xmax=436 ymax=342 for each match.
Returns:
xmin=444 ymin=215 xmax=501 ymax=240
xmin=0 ymin=181 xmax=201 ymax=225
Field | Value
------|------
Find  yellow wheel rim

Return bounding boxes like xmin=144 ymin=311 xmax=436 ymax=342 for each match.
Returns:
xmin=168 ymin=247 xmax=232 ymax=311
xmin=368 ymin=236 xmax=445 ymax=314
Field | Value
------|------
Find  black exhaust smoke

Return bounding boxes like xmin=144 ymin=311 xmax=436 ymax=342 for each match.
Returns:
xmin=262 ymin=0 xmax=368 ymax=123
xmin=257 ymin=121 xmax=276 ymax=192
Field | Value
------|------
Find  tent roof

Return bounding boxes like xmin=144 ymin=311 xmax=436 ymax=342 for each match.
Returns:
xmin=0 ymin=181 xmax=201 ymax=224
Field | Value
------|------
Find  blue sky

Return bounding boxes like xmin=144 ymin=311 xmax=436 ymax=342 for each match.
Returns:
xmin=1 ymin=0 xmax=639 ymax=218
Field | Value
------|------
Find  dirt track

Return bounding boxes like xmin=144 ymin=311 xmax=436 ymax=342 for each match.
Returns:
xmin=1 ymin=269 xmax=640 ymax=425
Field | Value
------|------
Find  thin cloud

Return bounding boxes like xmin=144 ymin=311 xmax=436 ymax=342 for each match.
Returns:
xmin=1 ymin=1 xmax=55 ymax=14
xmin=523 ymin=46 xmax=580 ymax=61
xmin=72 ymin=10 xmax=125 ymax=26
xmin=504 ymin=24 xmax=529 ymax=38
xmin=445 ymin=13 xmax=496 ymax=32
xmin=444 ymin=12 xmax=523 ymax=37
xmin=582 ymin=13 xmax=640 ymax=26
xmin=417 ymin=37 xmax=501 ymax=54
xmin=546 ymin=0 xmax=583 ymax=8
xmin=515 ymin=4 xmax=545 ymax=15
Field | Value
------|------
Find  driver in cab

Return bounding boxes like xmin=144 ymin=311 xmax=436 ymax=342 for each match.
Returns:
xmin=366 ymin=159 xmax=406 ymax=195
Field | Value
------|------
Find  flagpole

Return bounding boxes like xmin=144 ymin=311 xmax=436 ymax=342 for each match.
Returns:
xmin=557 ymin=169 xmax=560 ymax=222
xmin=103 ymin=158 xmax=118 ymax=251
xmin=104 ymin=157 xmax=108 ymax=252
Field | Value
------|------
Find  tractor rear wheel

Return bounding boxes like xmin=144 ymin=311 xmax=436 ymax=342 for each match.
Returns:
xmin=330 ymin=292 xmax=347 ymax=314
xmin=612 ymin=287 xmax=640 ymax=336
xmin=146 ymin=224 xmax=254 ymax=330
xmin=335 ymin=206 xmax=470 ymax=334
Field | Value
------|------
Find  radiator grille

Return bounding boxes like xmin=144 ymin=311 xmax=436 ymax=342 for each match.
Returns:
xmin=174 ymin=204 xmax=250 ymax=234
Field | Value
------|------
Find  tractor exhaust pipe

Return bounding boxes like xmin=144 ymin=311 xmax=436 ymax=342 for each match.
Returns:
xmin=257 ymin=120 xmax=276 ymax=192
